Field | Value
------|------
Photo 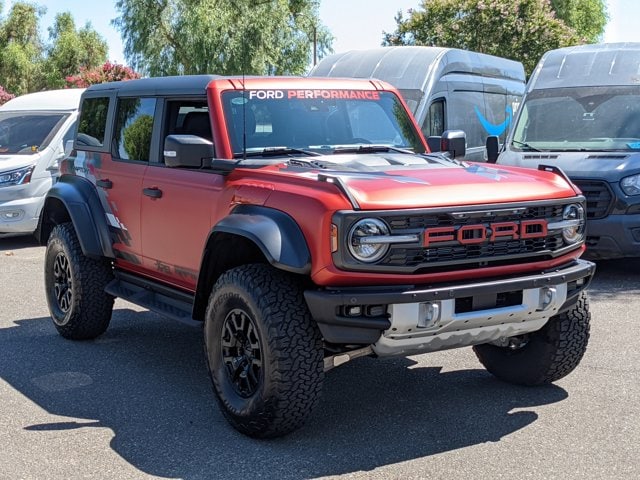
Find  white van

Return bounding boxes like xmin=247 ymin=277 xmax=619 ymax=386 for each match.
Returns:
xmin=311 ymin=46 xmax=526 ymax=161
xmin=0 ymin=88 xmax=84 ymax=236
xmin=497 ymin=43 xmax=640 ymax=260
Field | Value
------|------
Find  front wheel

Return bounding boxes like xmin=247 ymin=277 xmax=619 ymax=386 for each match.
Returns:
xmin=44 ymin=223 xmax=114 ymax=340
xmin=473 ymin=292 xmax=591 ymax=386
xmin=204 ymin=264 xmax=324 ymax=438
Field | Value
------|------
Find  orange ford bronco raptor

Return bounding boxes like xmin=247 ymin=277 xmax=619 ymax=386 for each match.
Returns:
xmin=38 ymin=75 xmax=594 ymax=437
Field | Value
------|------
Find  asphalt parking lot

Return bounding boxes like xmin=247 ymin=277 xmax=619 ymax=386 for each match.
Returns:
xmin=1 ymin=235 xmax=638 ymax=480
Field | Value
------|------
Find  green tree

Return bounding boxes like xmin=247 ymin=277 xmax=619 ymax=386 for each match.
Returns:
xmin=0 ymin=1 xmax=44 ymax=94
xmin=113 ymin=0 xmax=333 ymax=76
xmin=382 ymin=0 xmax=586 ymax=76
xmin=43 ymin=12 xmax=109 ymax=88
xmin=550 ymin=0 xmax=608 ymax=43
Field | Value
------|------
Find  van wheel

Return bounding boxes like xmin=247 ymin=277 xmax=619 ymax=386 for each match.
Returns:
xmin=473 ymin=292 xmax=590 ymax=385
xmin=204 ymin=264 xmax=324 ymax=438
xmin=44 ymin=223 xmax=114 ymax=340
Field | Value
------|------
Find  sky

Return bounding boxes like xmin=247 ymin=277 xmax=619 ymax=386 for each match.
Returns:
xmin=0 ymin=0 xmax=638 ymax=66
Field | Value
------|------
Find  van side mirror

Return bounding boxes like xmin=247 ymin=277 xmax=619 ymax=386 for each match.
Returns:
xmin=486 ymin=135 xmax=499 ymax=163
xmin=427 ymin=136 xmax=441 ymax=152
xmin=441 ymin=130 xmax=466 ymax=159
xmin=164 ymin=135 xmax=215 ymax=168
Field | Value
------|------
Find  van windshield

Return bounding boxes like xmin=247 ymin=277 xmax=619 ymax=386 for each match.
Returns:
xmin=512 ymin=86 xmax=640 ymax=152
xmin=0 ymin=112 xmax=68 ymax=155
xmin=221 ymin=90 xmax=425 ymax=156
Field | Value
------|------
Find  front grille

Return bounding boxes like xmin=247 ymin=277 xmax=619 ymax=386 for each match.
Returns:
xmin=572 ymin=180 xmax=613 ymax=219
xmin=334 ymin=199 xmax=582 ymax=274
xmin=383 ymin=236 xmax=564 ymax=269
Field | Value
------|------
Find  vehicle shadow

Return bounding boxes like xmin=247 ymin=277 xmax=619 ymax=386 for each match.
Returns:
xmin=0 ymin=234 xmax=40 ymax=251
xmin=0 ymin=309 xmax=568 ymax=480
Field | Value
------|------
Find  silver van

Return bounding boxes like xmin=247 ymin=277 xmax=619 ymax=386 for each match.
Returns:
xmin=497 ymin=43 xmax=640 ymax=260
xmin=0 ymin=88 xmax=83 ymax=236
xmin=311 ymin=46 xmax=525 ymax=161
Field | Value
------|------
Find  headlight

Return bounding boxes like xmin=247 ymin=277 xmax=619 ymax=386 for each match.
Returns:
xmin=348 ymin=218 xmax=390 ymax=262
xmin=0 ymin=165 xmax=34 ymax=187
xmin=621 ymin=174 xmax=640 ymax=195
xmin=561 ymin=203 xmax=585 ymax=244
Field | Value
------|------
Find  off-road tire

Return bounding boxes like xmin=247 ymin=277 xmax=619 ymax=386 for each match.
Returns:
xmin=204 ymin=264 xmax=324 ymax=438
xmin=473 ymin=292 xmax=591 ymax=386
xmin=44 ymin=223 xmax=114 ymax=340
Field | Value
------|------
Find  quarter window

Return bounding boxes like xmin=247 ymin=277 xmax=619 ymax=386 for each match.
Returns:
xmin=77 ymin=97 xmax=110 ymax=148
xmin=114 ymin=97 xmax=156 ymax=161
xmin=422 ymin=99 xmax=445 ymax=137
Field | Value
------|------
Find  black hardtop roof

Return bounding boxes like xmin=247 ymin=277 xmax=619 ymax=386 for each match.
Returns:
xmin=85 ymin=74 xmax=221 ymax=96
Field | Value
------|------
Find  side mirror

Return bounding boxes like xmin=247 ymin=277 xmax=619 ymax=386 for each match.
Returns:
xmin=427 ymin=136 xmax=441 ymax=152
xmin=441 ymin=130 xmax=466 ymax=159
xmin=486 ymin=135 xmax=499 ymax=163
xmin=164 ymin=135 xmax=215 ymax=168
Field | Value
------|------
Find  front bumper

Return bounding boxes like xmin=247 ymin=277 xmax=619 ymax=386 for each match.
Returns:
xmin=304 ymin=259 xmax=595 ymax=353
xmin=0 ymin=177 xmax=52 ymax=235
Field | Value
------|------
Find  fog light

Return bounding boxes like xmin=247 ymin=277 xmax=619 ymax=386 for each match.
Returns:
xmin=0 ymin=210 xmax=23 ymax=221
xmin=346 ymin=306 xmax=362 ymax=317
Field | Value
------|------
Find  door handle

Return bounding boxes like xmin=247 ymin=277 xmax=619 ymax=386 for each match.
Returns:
xmin=143 ymin=187 xmax=163 ymax=198
xmin=96 ymin=179 xmax=113 ymax=189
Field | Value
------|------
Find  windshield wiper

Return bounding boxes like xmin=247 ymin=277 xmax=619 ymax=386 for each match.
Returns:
xmin=332 ymin=145 xmax=413 ymax=154
xmin=233 ymin=146 xmax=320 ymax=158
xmin=512 ymin=140 xmax=543 ymax=152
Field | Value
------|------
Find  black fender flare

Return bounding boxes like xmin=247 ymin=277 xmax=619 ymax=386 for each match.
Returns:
xmin=192 ymin=205 xmax=311 ymax=320
xmin=39 ymin=175 xmax=114 ymax=259
xmin=213 ymin=204 xmax=311 ymax=274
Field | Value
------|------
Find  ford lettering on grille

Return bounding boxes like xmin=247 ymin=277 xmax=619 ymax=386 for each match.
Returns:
xmin=424 ymin=220 xmax=548 ymax=247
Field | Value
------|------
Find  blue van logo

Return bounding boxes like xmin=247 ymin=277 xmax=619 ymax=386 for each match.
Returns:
xmin=474 ymin=105 xmax=513 ymax=136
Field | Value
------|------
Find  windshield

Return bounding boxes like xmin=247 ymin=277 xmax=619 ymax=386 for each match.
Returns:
xmin=221 ymin=89 xmax=425 ymax=155
xmin=0 ymin=112 xmax=68 ymax=155
xmin=512 ymin=86 xmax=640 ymax=152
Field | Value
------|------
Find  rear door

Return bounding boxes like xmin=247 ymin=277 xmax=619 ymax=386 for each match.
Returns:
xmin=75 ymin=93 xmax=147 ymax=268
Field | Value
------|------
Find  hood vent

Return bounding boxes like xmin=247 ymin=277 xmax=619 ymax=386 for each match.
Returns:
xmin=523 ymin=154 xmax=559 ymax=160
xmin=585 ymin=154 xmax=629 ymax=160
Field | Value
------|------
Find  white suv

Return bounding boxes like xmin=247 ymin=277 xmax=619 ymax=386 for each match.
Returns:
xmin=0 ymin=88 xmax=84 ymax=236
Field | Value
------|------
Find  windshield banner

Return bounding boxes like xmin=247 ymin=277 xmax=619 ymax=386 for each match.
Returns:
xmin=247 ymin=90 xmax=381 ymax=101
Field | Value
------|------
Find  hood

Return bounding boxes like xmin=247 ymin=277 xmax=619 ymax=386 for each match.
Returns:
xmin=278 ymin=153 xmax=577 ymax=210
xmin=0 ymin=152 xmax=41 ymax=173
xmin=499 ymin=150 xmax=640 ymax=182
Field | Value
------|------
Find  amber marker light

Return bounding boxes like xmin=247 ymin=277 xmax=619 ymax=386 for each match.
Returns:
xmin=330 ymin=224 xmax=338 ymax=252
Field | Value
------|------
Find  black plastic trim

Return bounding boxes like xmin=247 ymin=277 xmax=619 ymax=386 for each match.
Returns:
xmin=40 ymin=175 xmax=114 ymax=259
xmin=106 ymin=271 xmax=199 ymax=326
xmin=212 ymin=204 xmax=311 ymax=274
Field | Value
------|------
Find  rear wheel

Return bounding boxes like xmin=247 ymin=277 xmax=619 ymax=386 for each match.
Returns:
xmin=204 ymin=264 xmax=324 ymax=438
xmin=44 ymin=223 xmax=114 ymax=340
xmin=473 ymin=292 xmax=591 ymax=385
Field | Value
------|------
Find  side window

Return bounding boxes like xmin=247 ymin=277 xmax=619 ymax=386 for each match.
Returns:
xmin=165 ymin=100 xmax=210 ymax=138
xmin=77 ymin=97 xmax=110 ymax=148
xmin=114 ymin=97 xmax=156 ymax=161
xmin=422 ymin=99 xmax=445 ymax=137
